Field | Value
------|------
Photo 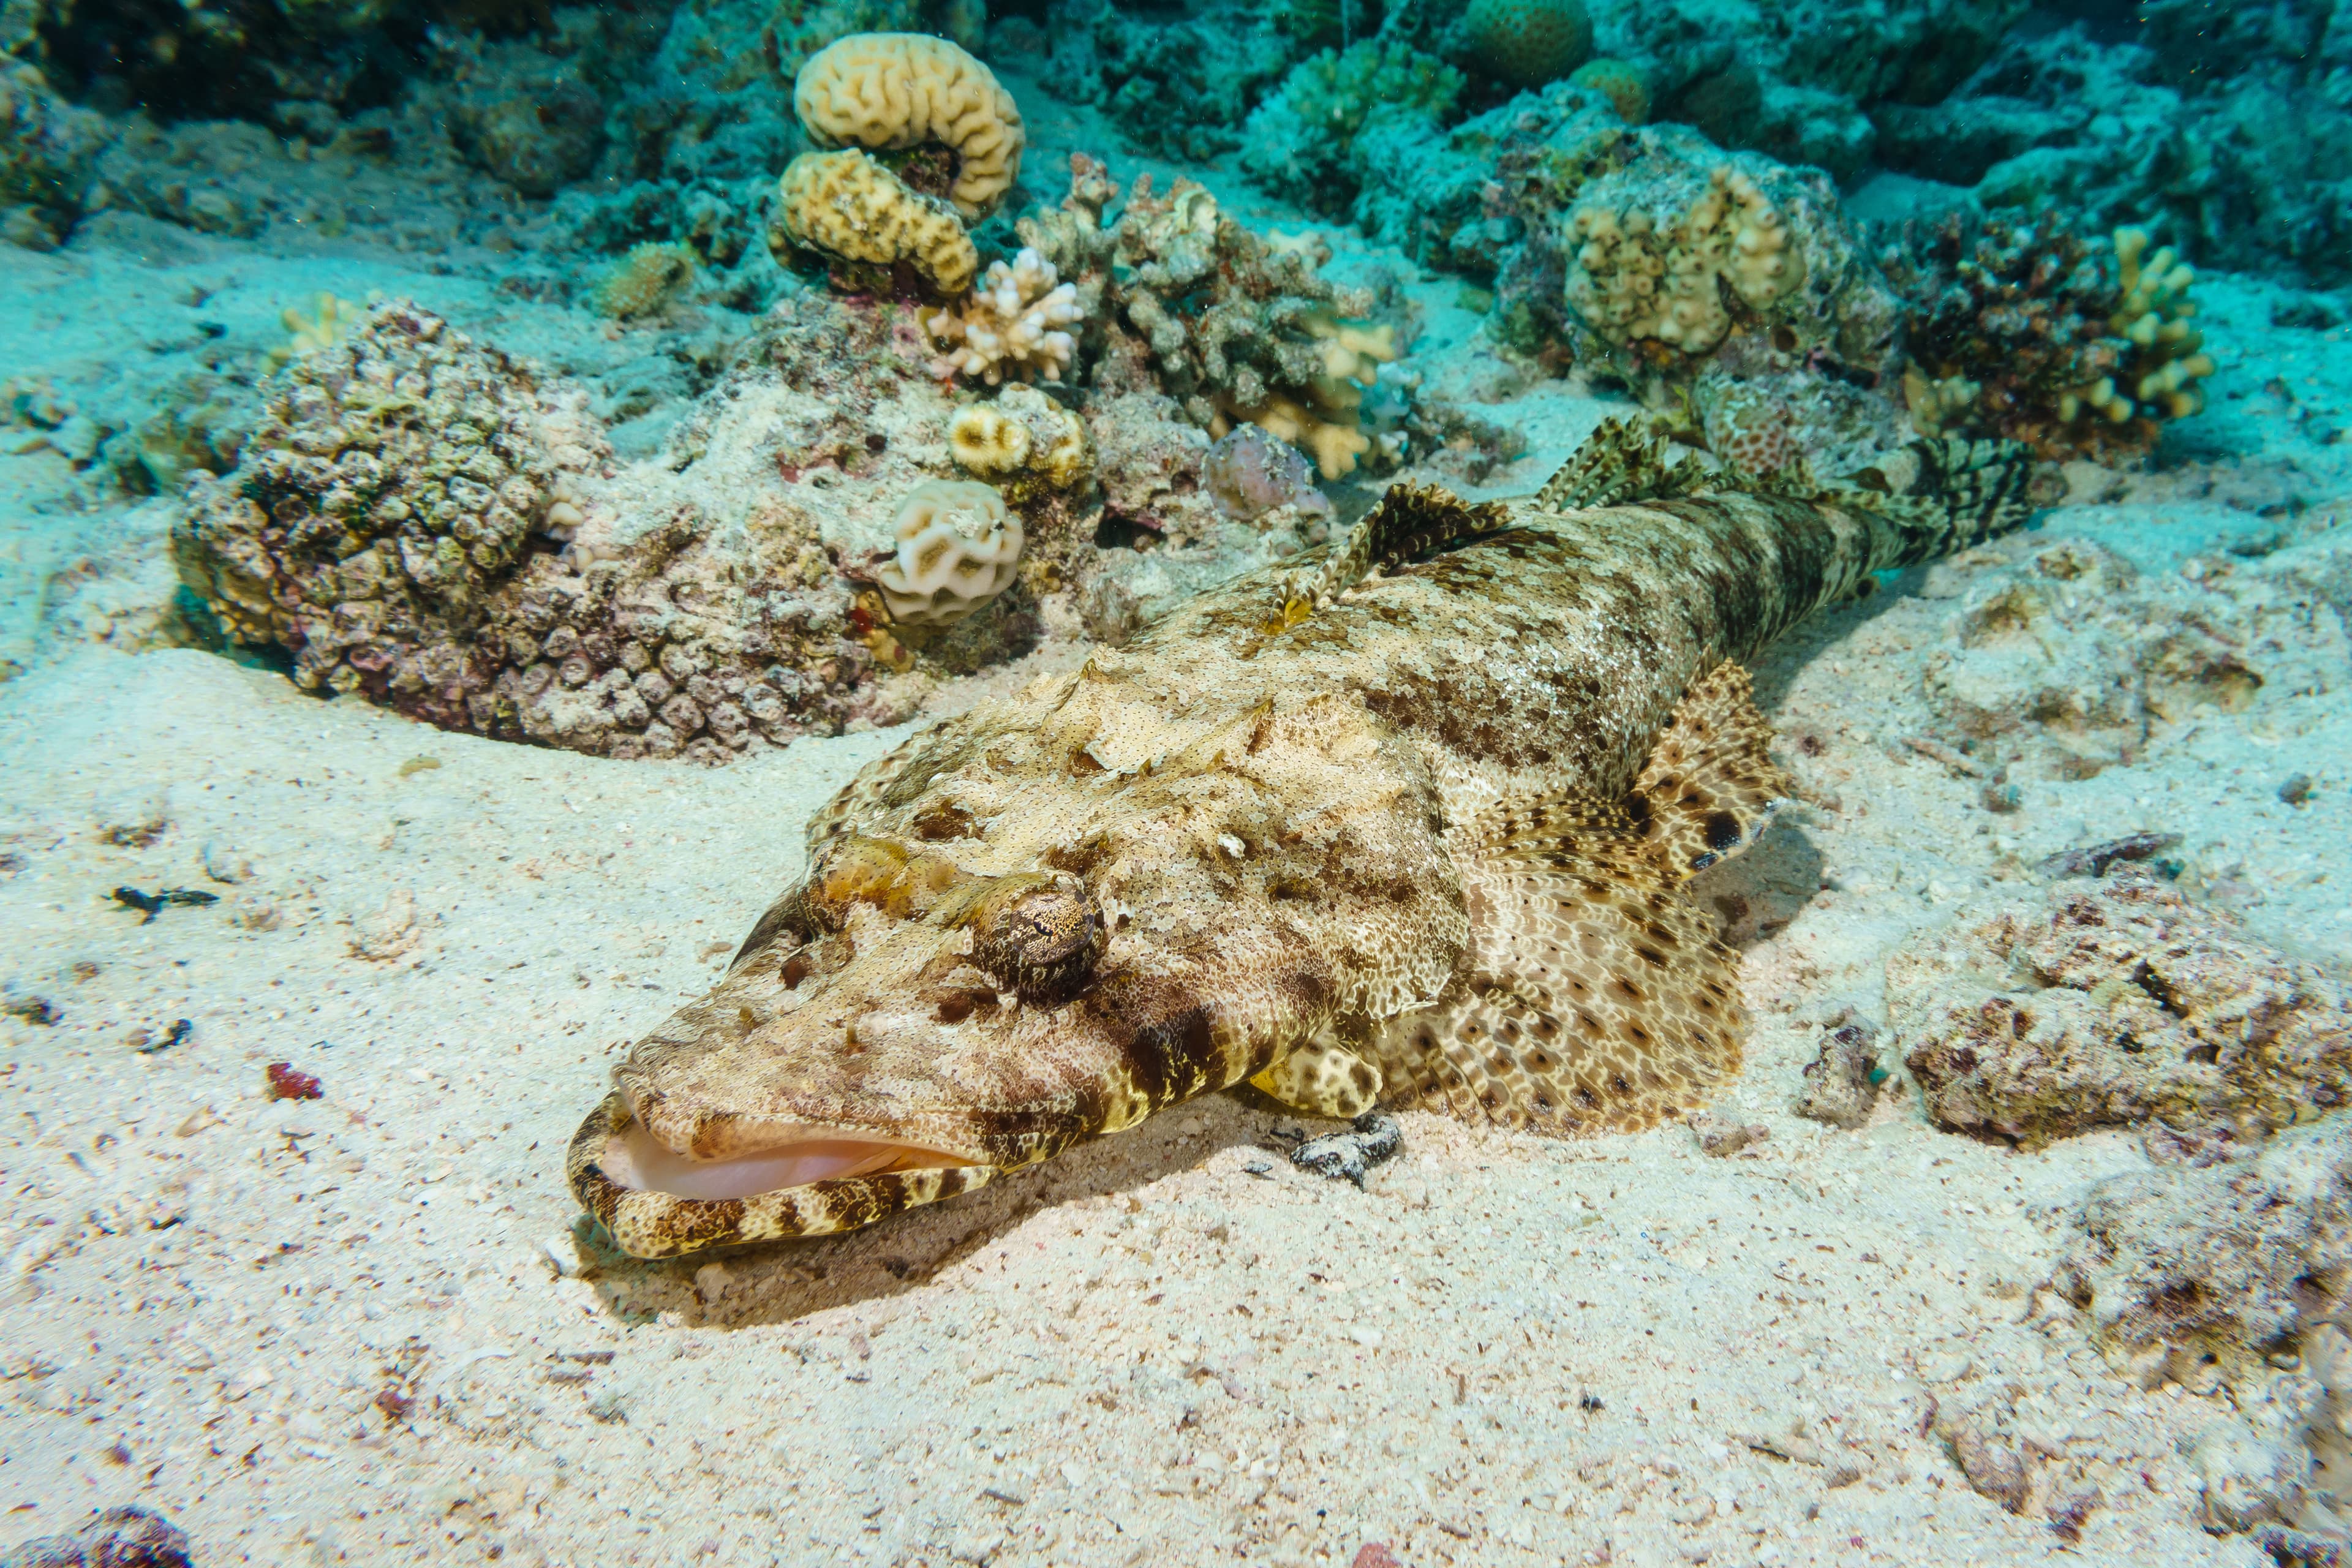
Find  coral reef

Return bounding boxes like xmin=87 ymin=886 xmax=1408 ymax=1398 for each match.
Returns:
xmin=1460 ymin=0 xmax=1590 ymax=90
xmin=593 ymin=241 xmax=698 ymax=320
xmin=173 ymin=300 xmax=902 ymax=762
xmin=872 ymin=479 xmax=1022 ymax=625
xmin=1891 ymin=869 xmax=2352 ymax=1155
xmin=1019 ymin=157 xmax=1400 ymax=478
xmin=1034 ymin=0 xmax=1302 ymax=162
xmin=1240 ymin=40 xmax=1463 ymax=214
xmin=771 ymin=148 xmax=978 ymax=295
xmin=1874 ymin=15 xmax=2352 ymax=286
xmin=1885 ymin=212 xmax=2216 ymax=461
xmin=925 ymin=248 xmax=1085 ymax=385
xmin=0 ymin=61 xmax=110 ymax=248
xmin=793 ymin=32 xmax=1023 ymax=219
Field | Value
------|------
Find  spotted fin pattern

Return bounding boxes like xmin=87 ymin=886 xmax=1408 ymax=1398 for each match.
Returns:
xmin=1533 ymin=417 xmax=1708 ymax=511
xmin=1251 ymin=1033 xmax=1385 ymax=1119
xmin=1368 ymin=795 xmax=1743 ymax=1134
xmin=1630 ymin=662 xmax=1795 ymax=878
xmin=1286 ymin=480 xmax=1513 ymax=610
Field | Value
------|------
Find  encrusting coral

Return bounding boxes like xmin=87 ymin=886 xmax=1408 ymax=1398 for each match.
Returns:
xmin=1018 ymin=156 xmax=1399 ymax=478
xmin=873 ymin=479 xmax=1023 ymax=625
xmin=947 ymin=383 xmax=1088 ymax=501
xmin=925 ymin=248 xmax=1085 ymax=385
xmin=175 ymin=300 xmax=899 ymax=763
xmin=1565 ymin=164 xmax=1806 ymax=360
xmin=771 ymin=147 xmax=979 ymax=295
xmin=793 ymin=32 xmax=1025 ymax=219
xmin=1885 ymin=211 xmax=2218 ymax=461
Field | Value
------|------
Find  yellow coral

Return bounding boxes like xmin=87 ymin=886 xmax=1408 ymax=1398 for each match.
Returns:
xmin=1565 ymin=167 xmax=1804 ymax=356
xmin=594 ymin=243 xmax=697 ymax=319
xmin=794 ymin=33 xmax=1025 ymax=219
xmin=1229 ymin=312 xmax=1398 ymax=480
xmin=270 ymin=292 xmax=358 ymax=368
xmin=1569 ymin=58 xmax=1648 ymax=124
xmin=2059 ymin=227 xmax=2216 ymax=426
xmin=1240 ymin=396 xmax=1371 ymax=483
xmin=949 ymin=384 xmax=1088 ymax=492
xmin=772 ymin=148 xmax=978 ymax=293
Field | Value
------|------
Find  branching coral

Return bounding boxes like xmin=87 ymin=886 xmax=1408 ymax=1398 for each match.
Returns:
xmin=771 ymin=147 xmax=978 ymax=294
xmin=1887 ymin=211 xmax=2218 ymax=461
xmin=925 ymin=248 xmax=1084 ymax=384
xmin=793 ymin=32 xmax=1024 ymax=219
xmin=1017 ymin=157 xmax=1400 ymax=478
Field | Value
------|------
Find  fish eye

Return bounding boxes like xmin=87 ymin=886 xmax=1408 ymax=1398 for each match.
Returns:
xmin=969 ymin=876 xmax=1106 ymax=1006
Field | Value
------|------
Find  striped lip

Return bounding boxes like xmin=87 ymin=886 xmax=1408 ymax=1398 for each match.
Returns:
xmin=595 ymin=1117 xmax=976 ymax=1202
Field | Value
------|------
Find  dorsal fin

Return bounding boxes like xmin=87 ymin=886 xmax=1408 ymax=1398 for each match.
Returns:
xmin=1283 ymin=479 xmax=1512 ymax=611
xmin=1534 ymin=417 xmax=1709 ymax=511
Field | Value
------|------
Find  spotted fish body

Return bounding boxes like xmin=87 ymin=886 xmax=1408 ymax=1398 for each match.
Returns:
xmin=567 ymin=423 xmax=2033 ymax=1257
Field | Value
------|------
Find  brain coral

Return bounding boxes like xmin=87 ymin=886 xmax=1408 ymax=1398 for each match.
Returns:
xmin=875 ymin=480 xmax=1023 ymax=625
xmin=771 ymin=147 xmax=979 ymax=294
xmin=948 ymin=383 xmax=1088 ymax=499
xmin=1463 ymin=0 xmax=1592 ymax=89
xmin=1569 ymin=58 xmax=1648 ymax=124
xmin=794 ymin=33 xmax=1025 ymax=219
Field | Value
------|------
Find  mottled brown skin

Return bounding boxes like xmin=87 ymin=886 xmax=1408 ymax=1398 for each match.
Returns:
xmin=567 ymin=428 xmax=2030 ymax=1257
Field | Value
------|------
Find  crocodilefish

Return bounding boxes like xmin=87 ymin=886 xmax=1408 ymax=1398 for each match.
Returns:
xmin=567 ymin=420 xmax=2033 ymax=1257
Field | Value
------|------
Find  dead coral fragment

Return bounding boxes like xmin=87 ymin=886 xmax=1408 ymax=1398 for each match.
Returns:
xmin=772 ymin=148 xmax=978 ymax=294
xmin=1892 ymin=870 xmax=2352 ymax=1153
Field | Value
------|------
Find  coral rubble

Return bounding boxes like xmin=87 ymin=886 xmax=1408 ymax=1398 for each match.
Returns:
xmin=1891 ymin=870 xmax=2352 ymax=1155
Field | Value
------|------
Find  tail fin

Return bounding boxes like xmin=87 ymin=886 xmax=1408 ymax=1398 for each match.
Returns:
xmin=1847 ymin=437 xmax=2038 ymax=566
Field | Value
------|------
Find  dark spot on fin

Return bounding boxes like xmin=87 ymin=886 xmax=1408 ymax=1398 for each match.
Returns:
xmin=1367 ymin=785 xmax=1743 ymax=1136
xmin=1634 ymin=662 xmax=1794 ymax=882
xmin=1534 ymin=417 xmax=1709 ymax=511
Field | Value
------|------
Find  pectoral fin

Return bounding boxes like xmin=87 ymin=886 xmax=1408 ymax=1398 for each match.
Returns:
xmin=1368 ymin=790 xmax=1744 ymax=1134
xmin=1631 ymin=661 xmax=1793 ymax=879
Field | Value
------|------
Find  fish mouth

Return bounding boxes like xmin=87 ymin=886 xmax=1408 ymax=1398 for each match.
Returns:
xmin=595 ymin=1114 xmax=976 ymax=1200
xmin=566 ymin=1091 xmax=997 ymax=1259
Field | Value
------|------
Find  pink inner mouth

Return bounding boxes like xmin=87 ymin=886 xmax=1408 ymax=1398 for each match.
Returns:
xmin=598 ymin=1121 xmax=972 ymax=1201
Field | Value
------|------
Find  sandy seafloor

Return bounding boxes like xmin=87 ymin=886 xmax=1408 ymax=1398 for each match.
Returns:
xmin=5 ymin=72 xmax=2352 ymax=1568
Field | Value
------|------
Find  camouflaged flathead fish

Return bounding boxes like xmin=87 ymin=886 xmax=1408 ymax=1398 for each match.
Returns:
xmin=567 ymin=420 xmax=2033 ymax=1257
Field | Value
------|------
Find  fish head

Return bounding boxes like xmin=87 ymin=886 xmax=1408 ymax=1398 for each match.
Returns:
xmin=568 ymin=685 xmax=1466 ymax=1259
